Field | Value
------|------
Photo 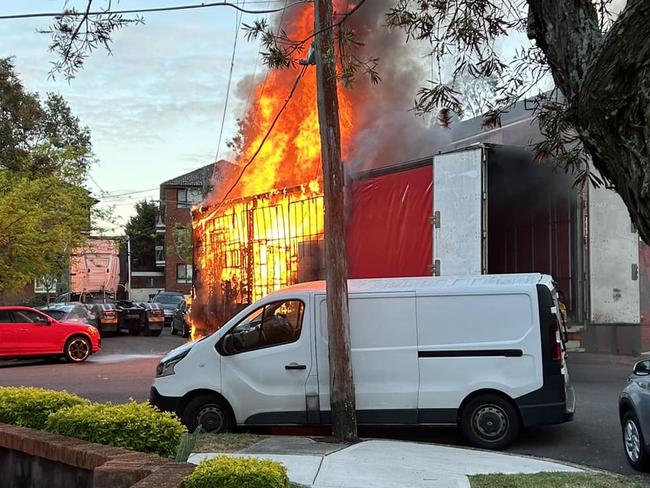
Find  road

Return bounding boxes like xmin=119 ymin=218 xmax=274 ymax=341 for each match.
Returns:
xmin=0 ymin=333 xmax=647 ymax=483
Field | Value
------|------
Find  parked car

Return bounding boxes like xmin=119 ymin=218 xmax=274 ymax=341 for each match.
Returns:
xmin=138 ymin=302 xmax=165 ymax=337
xmin=40 ymin=303 xmax=97 ymax=328
xmin=619 ymin=359 xmax=650 ymax=471
xmin=87 ymin=303 xmax=119 ymax=336
xmin=171 ymin=301 xmax=190 ymax=338
xmin=151 ymin=292 xmax=185 ymax=327
xmin=0 ymin=306 xmax=101 ymax=363
xmin=115 ymin=301 xmax=147 ymax=336
xmin=150 ymin=274 xmax=574 ymax=449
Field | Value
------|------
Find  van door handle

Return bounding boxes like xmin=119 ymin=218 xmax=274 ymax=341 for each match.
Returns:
xmin=285 ymin=363 xmax=306 ymax=370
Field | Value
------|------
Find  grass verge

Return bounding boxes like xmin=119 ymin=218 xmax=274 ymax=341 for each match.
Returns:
xmin=470 ymin=472 xmax=644 ymax=488
xmin=192 ymin=433 xmax=267 ymax=453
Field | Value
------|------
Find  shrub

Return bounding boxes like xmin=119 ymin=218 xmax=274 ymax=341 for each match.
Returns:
xmin=185 ymin=456 xmax=290 ymax=488
xmin=0 ymin=387 xmax=89 ymax=430
xmin=45 ymin=401 xmax=186 ymax=457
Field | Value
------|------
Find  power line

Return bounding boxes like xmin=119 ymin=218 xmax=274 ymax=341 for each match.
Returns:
xmin=96 ymin=187 xmax=159 ymax=199
xmin=0 ymin=1 xmax=312 ymax=20
xmin=214 ymin=1 xmax=245 ymax=163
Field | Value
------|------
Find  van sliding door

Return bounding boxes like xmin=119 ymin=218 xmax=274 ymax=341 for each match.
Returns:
xmin=433 ymin=147 xmax=487 ymax=276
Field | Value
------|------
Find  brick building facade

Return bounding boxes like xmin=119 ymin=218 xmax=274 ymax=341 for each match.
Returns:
xmin=158 ymin=161 xmax=234 ymax=294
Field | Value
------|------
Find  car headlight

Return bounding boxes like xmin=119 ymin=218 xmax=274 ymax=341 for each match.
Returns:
xmin=156 ymin=349 xmax=189 ymax=377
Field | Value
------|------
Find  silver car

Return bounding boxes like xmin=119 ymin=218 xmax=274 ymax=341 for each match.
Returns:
xmin=619 ymin=359 xmax=650 ymax=471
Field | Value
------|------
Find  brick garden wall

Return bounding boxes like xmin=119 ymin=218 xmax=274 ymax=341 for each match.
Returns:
xmin=0 ymin=424 xmax=194 ymax=488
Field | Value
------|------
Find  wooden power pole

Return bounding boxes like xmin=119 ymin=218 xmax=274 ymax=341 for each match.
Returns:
xmin=314 ymin=0 xmax=358 ymax=442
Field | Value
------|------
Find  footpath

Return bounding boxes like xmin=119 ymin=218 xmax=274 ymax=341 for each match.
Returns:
xmin=188 ymin=436 xmax=581 ymax=488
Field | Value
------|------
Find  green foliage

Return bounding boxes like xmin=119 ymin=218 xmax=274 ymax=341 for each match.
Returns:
xmin=0 ymin=57 xmax=96 ymax=293
xmin=172 ymin=223 xmax=193 ymax=264
xmin=124 ymin=200 xmax=158 ymax=269
xmin=0 ymin=387 xmax=89 ymax=430
xmin=0 ymin=171 xmax=95 ymax=293
xmin=185 ymin=456 xmax=290 ymax=488
xmin=45 ymin=401 xmax=186 ymax=458
xmin=0 ymin=58 xmax=93 ymax=181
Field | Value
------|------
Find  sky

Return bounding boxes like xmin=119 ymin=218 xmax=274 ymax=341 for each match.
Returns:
xmin=0 ymin=1 xmax=628 ymax=232
xmin=0 ymin=0 xmax=268 ymax=230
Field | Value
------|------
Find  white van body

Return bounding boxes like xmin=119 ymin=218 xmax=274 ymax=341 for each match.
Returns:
xmin=151 ymin=274 xmax=575 ymax=448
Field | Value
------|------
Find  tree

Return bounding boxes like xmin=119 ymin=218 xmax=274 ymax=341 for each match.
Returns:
xmin=384 ymin=1 xmax=650 ymax=243
xmin=0 ymin=58 xmax=93 ymax=182
xmin=124 ymin=200 xmax=157 ymax=270
xmin=0 ymin=58 xmax=96 ymax=294
xmin=172 ymin=224 xmax=193 ymax=265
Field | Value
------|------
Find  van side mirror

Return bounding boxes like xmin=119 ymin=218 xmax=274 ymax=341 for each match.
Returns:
xmin=633 ymin=360 xmax=650 ymax=376
xmin=220 ymin=335 xmax=235 ymax=356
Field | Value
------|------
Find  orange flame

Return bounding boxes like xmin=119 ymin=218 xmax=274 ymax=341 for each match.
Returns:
xmin=190 ymin=2 xmax=355 ymax=339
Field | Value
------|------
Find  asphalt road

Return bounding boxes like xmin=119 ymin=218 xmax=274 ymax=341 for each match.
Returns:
xmin=0 ymin=333 xmax=647 ymax=483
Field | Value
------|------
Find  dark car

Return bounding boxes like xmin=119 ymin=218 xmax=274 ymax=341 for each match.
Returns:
xmin=40 ymin=303 xmax=97 ymax=328
xmin=170 ymin=301 xmax=190 ymax=338
xmin=0 ymin=306 xmax=101 ymax=362
xmin=138 ymin=302 xmax=165 ymax=337
xmin=115 ymin=301 xmax=147 ymax=336
xmin=620 ymin=358 xmax=650 ymax=471
xmin=151 ymin=292 xmax=185 ymax=327
xmin=87 ymin=303 xmax=119 ymax=336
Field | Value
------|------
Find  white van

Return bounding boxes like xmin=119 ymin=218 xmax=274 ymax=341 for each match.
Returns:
xmin=150 ymin=274 xmax=575 ymax=449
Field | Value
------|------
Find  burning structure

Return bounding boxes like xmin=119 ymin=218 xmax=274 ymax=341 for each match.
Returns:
xmin=191 ymin=0 xmax=431 ymax=337
xmin=190 ymin=2 xmax=650 ymax=355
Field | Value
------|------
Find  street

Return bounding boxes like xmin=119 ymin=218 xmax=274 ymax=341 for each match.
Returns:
xmin=0 ymin=332 xmax=647 ymax=483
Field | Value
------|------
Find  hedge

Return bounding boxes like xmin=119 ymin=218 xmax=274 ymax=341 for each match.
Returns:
xmin=0 ymin=387 xmax=89 ymax=430
xmin=45 ymin=401 xmax=187 ymax=457
xmin=185 ymin=456 xmax=290 ymax=488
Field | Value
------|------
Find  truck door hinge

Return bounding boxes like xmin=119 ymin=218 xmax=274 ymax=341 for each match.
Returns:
xmin=429 ymin=259 xmax=440 ymax=276
xmin=430 ymin=211 xmax=441 ymax=228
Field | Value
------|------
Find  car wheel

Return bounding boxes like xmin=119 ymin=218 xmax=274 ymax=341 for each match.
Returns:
xmin=64 ymin=336 xmax=91 ymax=363
xmin=623 ymin=411 xmax=650 ymax=471
xmin=460 ymin=394 xmax=521 ymax=450
xmin=182 ymin=395 xmax=234 ymax=433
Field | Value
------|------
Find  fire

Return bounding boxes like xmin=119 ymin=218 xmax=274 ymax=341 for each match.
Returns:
xmin=190 ymin=1 xmax=355 ymax=339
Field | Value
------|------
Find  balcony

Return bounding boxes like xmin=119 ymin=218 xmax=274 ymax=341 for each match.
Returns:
xmin=155 ymin=245 xmax=165 ymax=267
xmin=155 ymin=215 xmax=165 ymax=234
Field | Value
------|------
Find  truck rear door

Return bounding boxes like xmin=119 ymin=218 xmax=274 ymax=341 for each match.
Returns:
xmin=432 ymin=147 xmax=487 ymax=276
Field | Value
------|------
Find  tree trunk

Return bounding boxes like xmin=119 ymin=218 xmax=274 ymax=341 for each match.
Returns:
xmin=527 ymin=0 xmax=650 ymax=243
xmin=314 ymin=0 xmax=358 ymax=442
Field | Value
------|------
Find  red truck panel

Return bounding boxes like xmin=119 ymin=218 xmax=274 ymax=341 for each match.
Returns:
xmin=346 ymin=165 xmax=433 ymax=278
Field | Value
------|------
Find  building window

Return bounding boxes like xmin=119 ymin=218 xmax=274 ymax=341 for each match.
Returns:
xmin=177 ymin=264 xmax=192 ymax=284
xmin=155 ymin=245 xmax=165 ymax=267
xmin=177 ymin=188 xmax=203 ymax=208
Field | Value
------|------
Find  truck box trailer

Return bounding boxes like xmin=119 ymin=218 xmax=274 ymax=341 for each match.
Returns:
xmin=346 ymin=143 xmax=644 ymax=353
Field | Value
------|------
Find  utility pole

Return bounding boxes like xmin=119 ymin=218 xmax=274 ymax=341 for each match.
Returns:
xmin=314 ymin=0 xmax=358 ymax=442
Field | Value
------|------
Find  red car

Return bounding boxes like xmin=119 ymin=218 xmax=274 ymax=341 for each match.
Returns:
xmin=0 ymin=306 xmax=101 ymax=363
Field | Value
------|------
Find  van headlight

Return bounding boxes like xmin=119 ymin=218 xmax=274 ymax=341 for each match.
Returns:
xmin=156 ymin=349 xmax=189 ymax=377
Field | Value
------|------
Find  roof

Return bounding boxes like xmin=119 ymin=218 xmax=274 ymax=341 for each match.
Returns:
xmin=160 ymin=160 xmax=236 ymax=188
xmin=268 ymin=274 xmax=549 ymax=297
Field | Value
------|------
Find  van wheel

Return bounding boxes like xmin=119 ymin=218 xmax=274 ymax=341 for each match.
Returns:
xmin=182 ymin=395 xmax=234 ymax=433
xmin=623 ymin=411 xmax=650 ymax=471
xmin=460 ymin=394 xmax=520 ymax=450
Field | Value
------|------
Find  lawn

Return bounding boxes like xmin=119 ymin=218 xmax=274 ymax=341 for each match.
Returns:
xmin=470 ymin=472 xmax=644 ymax=488
xmin=191 ymin=432 xmax=266 ymax=453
